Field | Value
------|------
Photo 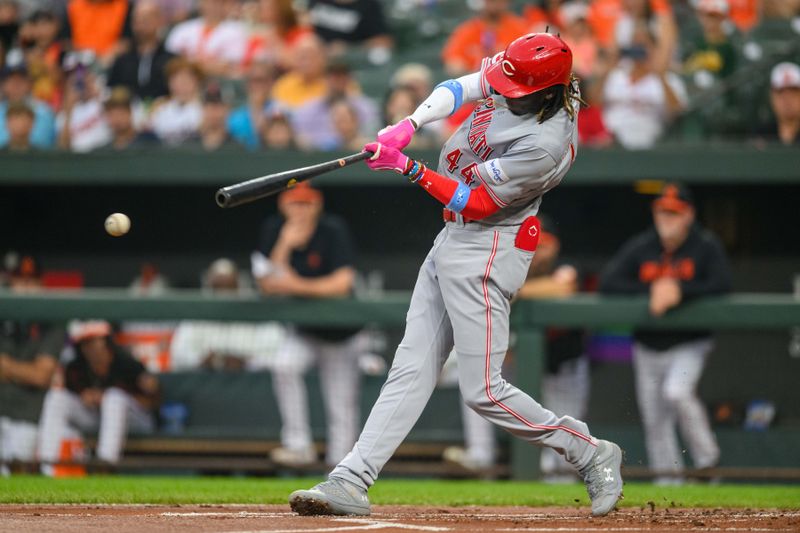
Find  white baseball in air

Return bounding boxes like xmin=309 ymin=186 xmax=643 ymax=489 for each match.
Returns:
xmin=104 ymin=213 xmax=131 ymax=237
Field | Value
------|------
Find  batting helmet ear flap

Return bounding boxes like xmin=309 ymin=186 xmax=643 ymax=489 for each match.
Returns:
xmin=484 ymin=33 xmax=573 ymax=98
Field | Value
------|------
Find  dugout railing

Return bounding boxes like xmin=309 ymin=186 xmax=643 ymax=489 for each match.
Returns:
xmin=1 ymin=290 xmax=799 ymax=480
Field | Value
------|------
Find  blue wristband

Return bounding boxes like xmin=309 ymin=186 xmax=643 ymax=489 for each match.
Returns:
xmin=446 ymin=182 xmax=471 ymax=213
xmin=435 ymin=79 xmax=464 ymax=115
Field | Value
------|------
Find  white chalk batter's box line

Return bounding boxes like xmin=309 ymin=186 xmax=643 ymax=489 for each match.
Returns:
xmin=228 ymin=517 xmax=451 ymax=532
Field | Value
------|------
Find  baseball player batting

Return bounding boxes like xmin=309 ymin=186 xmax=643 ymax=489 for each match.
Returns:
xmin=290 ymin=33 xmax=624 ymax=517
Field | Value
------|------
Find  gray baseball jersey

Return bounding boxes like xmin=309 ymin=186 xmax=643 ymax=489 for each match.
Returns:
xmin=331 ymin=63 xmax=600 ymax=492
xmin=437 ymin=94 xmax=578 ymax=226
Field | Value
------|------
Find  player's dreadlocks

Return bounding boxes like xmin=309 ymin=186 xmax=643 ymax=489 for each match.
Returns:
xmin=539 ymin=74 xmax=588 ymax=124
xmin=502 ymin=74 xmax=586 ymax=122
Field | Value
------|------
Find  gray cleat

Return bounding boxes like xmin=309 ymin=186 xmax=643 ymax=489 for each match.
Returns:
xmin=289 ymin=477 xmax=371 ymax=516
xmin=580 ymin=439 xmax=624 ymax=516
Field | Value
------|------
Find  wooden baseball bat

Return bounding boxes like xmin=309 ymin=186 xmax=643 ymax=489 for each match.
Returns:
xmin=215 ymin=151 xmax=373 ymax=208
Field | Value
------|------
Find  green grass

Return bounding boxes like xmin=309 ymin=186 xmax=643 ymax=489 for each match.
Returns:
xmin=1 ymin=476 xmax=799 ymax=509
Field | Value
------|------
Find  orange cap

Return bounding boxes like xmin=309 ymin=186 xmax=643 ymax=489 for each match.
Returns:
xmin=653 ymin=183 xmax=693 ymax=213
xmin=278 ymin=182 xmax=323 ymax=205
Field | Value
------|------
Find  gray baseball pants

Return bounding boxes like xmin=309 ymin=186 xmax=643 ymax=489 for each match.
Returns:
xmin=332 ymin=222 xmax=598 ymax=490
xmin=633 ymin=339 xmax=719 ymax=477
xmin=272 ymin=328 xmax=363 ymax=465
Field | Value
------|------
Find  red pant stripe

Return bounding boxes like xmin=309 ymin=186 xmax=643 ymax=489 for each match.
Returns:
xmin=482 ymin=231 xmax=595 ymax=445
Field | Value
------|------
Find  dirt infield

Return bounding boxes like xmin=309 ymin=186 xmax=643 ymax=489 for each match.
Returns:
xmin=1 ymin=505 xmax=798 ymax=532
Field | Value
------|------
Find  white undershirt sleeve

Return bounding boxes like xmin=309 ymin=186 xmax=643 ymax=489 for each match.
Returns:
xmin=409 ymin=71 xmax=485 ymax=128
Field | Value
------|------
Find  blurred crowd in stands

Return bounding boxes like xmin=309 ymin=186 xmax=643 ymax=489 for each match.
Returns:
xmin=0 ymin=0 xmax=798 ymax=154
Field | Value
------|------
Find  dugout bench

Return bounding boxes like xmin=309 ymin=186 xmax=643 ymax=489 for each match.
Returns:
xmin=1 ymin=290 xmax=799 ymax=479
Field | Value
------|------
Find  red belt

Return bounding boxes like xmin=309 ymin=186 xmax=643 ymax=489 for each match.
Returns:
xmin=442 ymin=208 xmax=473 ymax=223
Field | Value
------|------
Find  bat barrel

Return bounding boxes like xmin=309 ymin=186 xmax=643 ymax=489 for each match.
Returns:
xmin=215 ymin=151 xmax=373 ymax=209
xmin=216 ymin=167 xmax=299 ymax=208
xmin=215 ymin=183 xmax=267 ymax=209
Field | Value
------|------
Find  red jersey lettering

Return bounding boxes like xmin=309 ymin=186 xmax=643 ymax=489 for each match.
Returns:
xmin=467 ymin=100 xmax=495 ymax=161
xmin=446 ymin=149 xmax=462 ymax=173
xmin=460 ymin=162 xmax=479 ymax=185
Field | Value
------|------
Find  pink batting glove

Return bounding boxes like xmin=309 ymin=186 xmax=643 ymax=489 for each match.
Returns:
xmin=364 ymin=142 xmax=409 ymax=173
xmin=376 ymin=118 xmax=416 ymax=150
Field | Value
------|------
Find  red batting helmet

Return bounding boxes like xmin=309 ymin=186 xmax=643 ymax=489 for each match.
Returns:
xmin=484 ymin=33 xmax=573 ymax=98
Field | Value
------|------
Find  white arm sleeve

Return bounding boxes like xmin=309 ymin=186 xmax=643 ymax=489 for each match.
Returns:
xmin=409 ymin=71 xmax=485 ymax=127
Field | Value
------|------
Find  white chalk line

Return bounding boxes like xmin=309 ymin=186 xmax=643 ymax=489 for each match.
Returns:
xmin=227 ymin=517 xmax=451 ymax=532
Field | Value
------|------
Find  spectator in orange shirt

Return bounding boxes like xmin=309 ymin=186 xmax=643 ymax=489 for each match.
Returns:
xmin=271 ymin=34 xmax=328 ymax=110
xmin=441 ymin=0 xmax=527 ymax=76
xmin=62 ymin=0 xmax=133 ymax=67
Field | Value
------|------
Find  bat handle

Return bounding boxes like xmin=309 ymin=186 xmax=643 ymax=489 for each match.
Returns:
xmin=343 ymin=150 xmax=374 ymax=165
